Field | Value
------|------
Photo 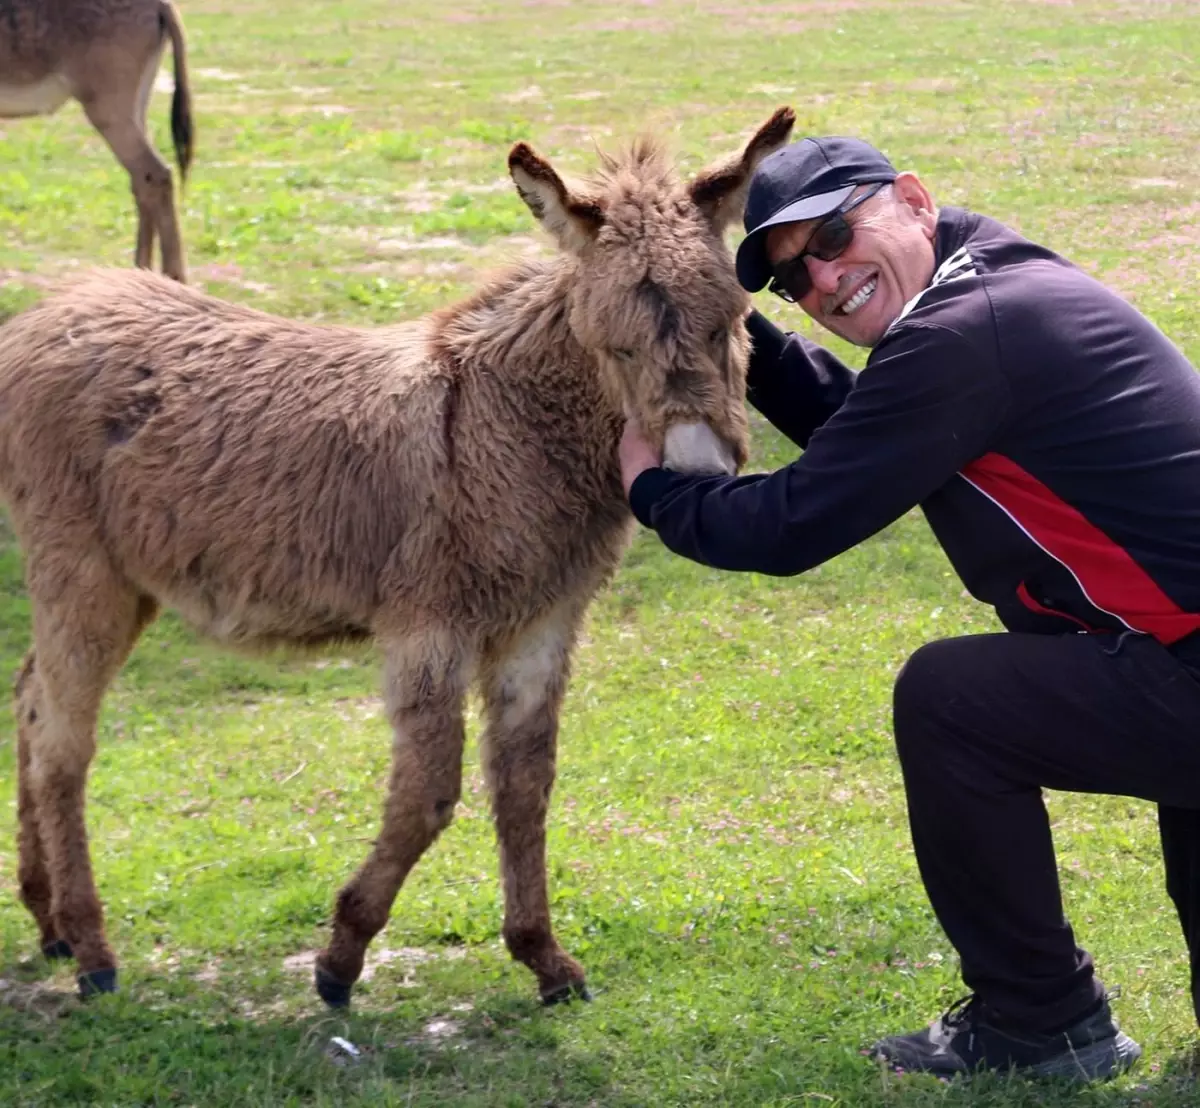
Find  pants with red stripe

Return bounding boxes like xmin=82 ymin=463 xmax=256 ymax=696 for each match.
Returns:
xmin=893 ymin=629 xmax=1200 ymax=1029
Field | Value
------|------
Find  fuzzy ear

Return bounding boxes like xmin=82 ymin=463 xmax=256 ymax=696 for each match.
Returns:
xmin=688 ymin=106 xmax=796 ymax=232
xmin=509 ymin=142 xmax=605 ymax=254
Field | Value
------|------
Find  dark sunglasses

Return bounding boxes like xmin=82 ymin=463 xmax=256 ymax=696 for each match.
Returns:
xmin=767 ymin=182 xmax=887 ymax=303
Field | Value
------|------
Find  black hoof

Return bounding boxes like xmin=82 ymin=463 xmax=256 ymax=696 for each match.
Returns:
xmin=541 ymin=981 xmax=592 ymax=1006
xmin=315 ymin=965 xmax=353 ymax=1009
xmin=78 ymin=968 xmax=118 ymax=998
xmin=42 ymin=938 xmax=73 ymax=961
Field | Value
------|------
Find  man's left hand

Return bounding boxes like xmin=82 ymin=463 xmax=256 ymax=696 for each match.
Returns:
xmin=619 ymin=419 xmax=662 ymax=497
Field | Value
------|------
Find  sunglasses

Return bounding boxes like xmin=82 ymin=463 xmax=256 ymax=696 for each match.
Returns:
xmin=767 ymin=182 xmax=887 ymax=303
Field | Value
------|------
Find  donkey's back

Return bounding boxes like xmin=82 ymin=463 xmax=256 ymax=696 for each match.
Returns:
xmin=0 ymin=271 xmax=466 ymax=648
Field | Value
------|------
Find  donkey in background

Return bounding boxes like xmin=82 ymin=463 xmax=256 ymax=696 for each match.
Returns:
xmin=0 ymin=106 xmax=796 ymax=1008
xmin=0 ymin=0 xmax=194 ymax=281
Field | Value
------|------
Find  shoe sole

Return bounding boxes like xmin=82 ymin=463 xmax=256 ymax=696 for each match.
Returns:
xmin=1022 ymin=1032 xmax=1142 ymax=1081
xmin=873 ymin=1031 xmax=1142 ymax=1083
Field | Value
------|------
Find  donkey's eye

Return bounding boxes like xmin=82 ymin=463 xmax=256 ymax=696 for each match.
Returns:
xmin=709 ymin=327 xmax=727 ymax=345
xmin=611 ymin=347 xmax=636 ymax=363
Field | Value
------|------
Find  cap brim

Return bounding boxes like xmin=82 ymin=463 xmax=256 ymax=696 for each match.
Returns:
xmin=735 ymin=185 xmax=855 ymax=292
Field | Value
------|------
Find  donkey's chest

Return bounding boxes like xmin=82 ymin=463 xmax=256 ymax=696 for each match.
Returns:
xmin=0 ymin=74 xmax=72 ymax=117
xmin=456 ymin=490 xmax=633 ymax=612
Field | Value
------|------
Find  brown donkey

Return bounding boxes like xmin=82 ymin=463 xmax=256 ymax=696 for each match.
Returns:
xmin=0 ymin=0 xmax=194 ymax=281
xmin=0 ymin=107 xmax=795 ymax=1006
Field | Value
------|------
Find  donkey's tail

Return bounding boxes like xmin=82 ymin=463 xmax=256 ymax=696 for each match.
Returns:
xmin=160 ymin=0 xmax=194 ymax=182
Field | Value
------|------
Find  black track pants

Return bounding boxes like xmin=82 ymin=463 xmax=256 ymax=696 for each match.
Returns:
xmin=892 ymin=630 xmax=1200 ymax=1029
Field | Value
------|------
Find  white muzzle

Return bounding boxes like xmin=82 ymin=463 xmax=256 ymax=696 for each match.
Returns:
xmin=663 ymin=422 xmax=736 ymax=476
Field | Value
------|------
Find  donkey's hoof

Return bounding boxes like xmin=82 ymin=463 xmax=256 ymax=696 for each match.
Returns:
xmin=77 ymin=968 xmax=118 ymax=998
xmin=315 ymin=965 xmax=353 ymax=1009
xmin=541 ymin=980 xmax=592 ymax=1006
xmin=42 ymin=938 xmax=74 ymax=961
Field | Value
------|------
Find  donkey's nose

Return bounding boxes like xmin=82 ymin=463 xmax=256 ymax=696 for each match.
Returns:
xmin=663 ymin=421 xmax=737 ymax=476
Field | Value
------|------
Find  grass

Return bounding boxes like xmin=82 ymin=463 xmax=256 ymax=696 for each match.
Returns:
xmin=3 ymin=0 xmax=1200 ymax=1103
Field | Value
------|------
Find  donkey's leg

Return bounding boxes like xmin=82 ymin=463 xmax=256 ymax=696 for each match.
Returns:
xmin=14 ymin=652 xmax=66 ymax=959
xmin=131 ymin=41 xmax=165 ymax=276
xmin=315 ymin=628 xmax=471 ymax=1008
xmin=79 ymin=80 xmax=185 ymax=282
xmin=25 ymin=556 xmax=157 ymax=997
xmin=480 ymin=608 xmax=588 ymax=1005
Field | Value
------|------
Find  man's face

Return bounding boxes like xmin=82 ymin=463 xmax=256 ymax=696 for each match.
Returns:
xmin=764 ymin=173 xmax=939 ymax=348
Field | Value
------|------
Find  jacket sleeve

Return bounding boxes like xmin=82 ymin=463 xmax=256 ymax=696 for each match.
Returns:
xmin=629 ymin=323 xmax=1010 ymax=576
xmin=744 ymin=310 xmax=858 ymax=448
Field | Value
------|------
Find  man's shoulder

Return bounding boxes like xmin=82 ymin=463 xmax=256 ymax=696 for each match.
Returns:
xmin=880 ymin=209 xmax=1077 ymax=349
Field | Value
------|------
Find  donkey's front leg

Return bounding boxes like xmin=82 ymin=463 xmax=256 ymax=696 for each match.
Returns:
xmin=314 ymin=629 xmax=470 ymax=1008
xmin=481 ymin=613 xmax=589 ymax=1005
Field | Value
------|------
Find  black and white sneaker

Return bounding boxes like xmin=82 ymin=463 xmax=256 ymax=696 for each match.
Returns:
xmin=869 ymin=993 xmax=1141 ymax=1081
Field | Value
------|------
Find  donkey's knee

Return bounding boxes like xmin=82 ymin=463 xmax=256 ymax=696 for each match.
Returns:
xmin=129 ymin=162 xmax=173 ymax=267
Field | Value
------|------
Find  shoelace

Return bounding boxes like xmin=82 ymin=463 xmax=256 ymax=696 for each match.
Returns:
xmin=940 ymin=993 xmax=981 ymax=1030
xmin=937 ymin=994 xmax=984 ymax=1054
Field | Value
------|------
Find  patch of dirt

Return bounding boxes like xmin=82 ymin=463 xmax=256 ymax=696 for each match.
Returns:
xmin=282 ymin=945 xmax=467 ymax=987
xmin=0 ymin=267 xmax=63 ymax=290
xmin=370 ymin=233 xmax=473 ymax=253
xmin=0 ymin=976 xmax=77 ymax=1020
xmin=349 ymin=259 xmax=474 ymax=279
xmin=280 ymin=104 xmax=353 ymax=117
xmin=501 ymin=85 xmax=546 ymax=104
xmin=192 ymin=262 xmax=275 ymax=296
xmin=580 ymin=18 xmax=675 ymax=31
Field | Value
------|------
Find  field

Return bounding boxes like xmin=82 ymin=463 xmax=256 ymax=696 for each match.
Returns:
xmin=3 ymin=0 xmax=1200 ymax=1104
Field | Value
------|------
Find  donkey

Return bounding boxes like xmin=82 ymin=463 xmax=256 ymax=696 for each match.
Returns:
xmin=0 ymin=0 xmax=194 ymax=281
xmin=0 ymin=106 xmax=796 ymax=1007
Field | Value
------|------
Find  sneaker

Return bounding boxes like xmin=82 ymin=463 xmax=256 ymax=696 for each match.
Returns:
xmin=869 ymin=993 xmax=1141 ymax=1081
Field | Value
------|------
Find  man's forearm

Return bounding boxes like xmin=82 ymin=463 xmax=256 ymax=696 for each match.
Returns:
xmin=744 ymin=310 xmax=858 ymax=448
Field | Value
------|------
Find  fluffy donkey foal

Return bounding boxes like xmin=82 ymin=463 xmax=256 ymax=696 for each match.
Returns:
xmin=0 ymin=107 xmax=795 ymax=1006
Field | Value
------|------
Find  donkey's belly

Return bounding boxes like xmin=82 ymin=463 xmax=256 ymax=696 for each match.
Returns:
xmin=0 ymin=75 xmax=72 ymax=117
xmin=164 ymin=584 xmax=374 ymax=652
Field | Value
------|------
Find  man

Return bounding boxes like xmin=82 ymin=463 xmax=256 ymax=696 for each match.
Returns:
xmin=619 ymin=135 xmax=1200 ymax=1081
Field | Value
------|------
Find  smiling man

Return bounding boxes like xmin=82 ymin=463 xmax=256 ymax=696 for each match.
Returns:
xmin=619 ymin=136 xmax=1200 ymax=1080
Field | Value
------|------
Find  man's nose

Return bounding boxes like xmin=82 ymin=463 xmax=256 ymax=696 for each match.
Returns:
xmin=805 ymin=254 xmax=843 ymax=295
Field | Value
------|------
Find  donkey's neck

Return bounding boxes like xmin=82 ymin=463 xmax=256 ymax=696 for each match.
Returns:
xmin=430 ymin=260 xmax=616 ymax=415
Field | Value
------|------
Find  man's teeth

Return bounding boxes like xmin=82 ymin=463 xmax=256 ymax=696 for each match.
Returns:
xmin=839 ymin=278 xmax=878 ymax=315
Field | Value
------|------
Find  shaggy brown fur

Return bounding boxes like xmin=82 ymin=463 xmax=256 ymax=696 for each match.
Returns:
xmin=0 ymin=0 xmax=194 ymax=281
xmin=0 ymin=107 xmax=795 ymax=1006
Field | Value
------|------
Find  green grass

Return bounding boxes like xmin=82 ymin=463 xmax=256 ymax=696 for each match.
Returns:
xmin=3 ymin=0 xmax=1200 ymax=1103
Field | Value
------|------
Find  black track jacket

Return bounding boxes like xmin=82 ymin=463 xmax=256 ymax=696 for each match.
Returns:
xmin=629 ymin=207 xmax=1200 ymax=645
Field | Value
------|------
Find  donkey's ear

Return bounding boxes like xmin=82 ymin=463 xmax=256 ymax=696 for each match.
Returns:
xmin=509 ymin=142 xmax=605 ymax=255
xmin=688 ymin=106 xmax=796 ymax=233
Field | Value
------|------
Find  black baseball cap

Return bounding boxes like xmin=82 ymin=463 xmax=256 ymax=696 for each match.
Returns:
xmin=735 ymin=136 xmax=898 ymax=293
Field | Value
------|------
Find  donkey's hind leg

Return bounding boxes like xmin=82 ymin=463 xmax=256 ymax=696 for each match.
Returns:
xmin=23 ymin=552 xmax=157 ymax=997
xmin=78 ymin=54 xmax=186 ymax=282
xmin=14 ymin=653 xmax=68 ymax=960
xmin=315 ymin=627 xmax=471 ymax=1008
xmin=480 ymin=605 xmax=589 ymax=1005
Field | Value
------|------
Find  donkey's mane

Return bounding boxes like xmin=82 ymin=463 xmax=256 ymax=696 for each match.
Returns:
xmin=589 ymin=135 xmax=680 ymax=193
xmin=430 ymin=259 xmax=581 ymax=373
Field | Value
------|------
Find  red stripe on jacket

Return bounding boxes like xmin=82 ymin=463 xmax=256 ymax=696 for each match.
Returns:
xmin=961 ymin=453 xmax=1200 ymax=644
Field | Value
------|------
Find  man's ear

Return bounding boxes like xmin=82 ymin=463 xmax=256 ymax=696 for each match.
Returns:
xmin=892 ymin=171 xmax=938 ymax=236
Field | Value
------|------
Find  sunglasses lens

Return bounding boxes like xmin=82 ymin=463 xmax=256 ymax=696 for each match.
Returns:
xmin=771 ymin=264 xmax=808 ymax=302
xmin=768 ymin=277 xmax=797 ymax=303
xmin=810 ymin=216 xmax=853 ymax=261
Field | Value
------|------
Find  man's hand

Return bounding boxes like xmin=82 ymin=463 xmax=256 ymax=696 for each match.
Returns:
xmin=619 ymin=419 xmax=662 ymax=498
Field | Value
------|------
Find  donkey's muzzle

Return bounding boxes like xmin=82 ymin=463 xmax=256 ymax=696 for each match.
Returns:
xmin=663 ymin=421 xmax=737 ymax=476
